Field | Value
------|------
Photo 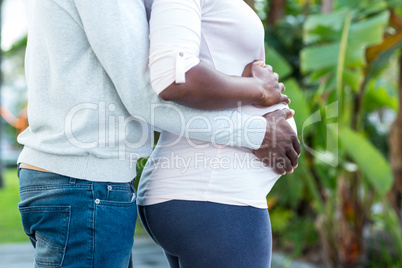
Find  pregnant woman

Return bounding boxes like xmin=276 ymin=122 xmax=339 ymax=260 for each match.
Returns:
xmin=137 ymin=0 xmax=298 ymax=267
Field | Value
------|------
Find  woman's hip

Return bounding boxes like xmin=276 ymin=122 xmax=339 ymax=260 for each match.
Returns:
xmin=138 ymin=200 xmax=272 ymax=267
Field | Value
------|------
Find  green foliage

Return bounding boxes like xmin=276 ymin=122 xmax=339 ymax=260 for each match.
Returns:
xmin=266 ymin=47 xmax=293 ymax=78
xmin=0 ymin=169 xmax=28 ymax=243
xmin=265 ymin=15 xmax=305 ymax=80
xmin=339 ymin=127 xmax=393 ymax=195
xmin=3 ymin=35 xmax=27 ymax=57
xmin=363 ymin=78 xmax=399 ymax=112
xmin=300 ymin=0 xmax=393 ymax=197
xmin=270 ymin=168 xmax=304 ymax=209
xmin=270 ymin=206 xmax=319 ymax=257
xmin=283 ymin=216 xmax=318 ymax=256
xmin=302 ymin=10 xmax=389 ymax=72
xmin=368 ymin=202 xmax=402 ymax=267
xmin=266 ymin=0 xmax=402 ymax=263
xmin=270 ymin=207 xmax=294 ymax=233
xmin=283 ymin=78 xmax=311 ymax=134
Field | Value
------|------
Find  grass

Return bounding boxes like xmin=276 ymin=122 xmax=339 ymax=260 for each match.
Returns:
xmin=0 ymin=167 xmax=146 ymax=244
xmin=0 ymin=168 xmax=28 ymax=243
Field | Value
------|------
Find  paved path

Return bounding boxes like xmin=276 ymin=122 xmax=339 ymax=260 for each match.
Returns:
xmin=0 ymin=236 xmax=168 ymax=268
xmin=0 ymin=235 xmax=321 ymax=268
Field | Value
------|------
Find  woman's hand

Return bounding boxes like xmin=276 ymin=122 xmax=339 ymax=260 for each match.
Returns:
xmin=242 ymin=61 xmax=290 ymax=107
xmin=158 ymin=61 xmax=290 ymax=110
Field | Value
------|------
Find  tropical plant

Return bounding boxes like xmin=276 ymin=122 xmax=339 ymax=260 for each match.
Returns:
xmin=387 ymin=7 xmax=402 ymax=222
xmin=288 ymin=0 xmax=401 ymax=266
xmin=245 ymin=0 xmax=402 ymax=266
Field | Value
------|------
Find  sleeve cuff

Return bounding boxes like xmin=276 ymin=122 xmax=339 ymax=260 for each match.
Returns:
xmin=149 ymin=47 xmax=200 ymax=95
xmin=231 ymin=111 xmax=267 ymax=150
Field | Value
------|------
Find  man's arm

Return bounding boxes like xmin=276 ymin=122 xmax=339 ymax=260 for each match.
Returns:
xmin=73 ymin=0 xmax=266 ymax=149
xmin=73 ymin=0 xmax=299 ymax=169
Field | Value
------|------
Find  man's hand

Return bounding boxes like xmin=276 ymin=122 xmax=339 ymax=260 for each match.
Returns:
xmin=253 ymin=108 xmax=301 ymax=175
xmin=242 ymin=61 xmax=290 ymax=107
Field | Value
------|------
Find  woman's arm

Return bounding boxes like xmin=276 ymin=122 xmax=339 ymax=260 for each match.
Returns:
xmin=148 ymin=0 xmax=288 ymax=110
xmin=160 ymin=61 xmax=290 ymax=110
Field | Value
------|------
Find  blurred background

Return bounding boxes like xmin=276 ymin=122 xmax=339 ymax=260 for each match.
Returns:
xmin=0 ymin=0 xmax=401 ymax=267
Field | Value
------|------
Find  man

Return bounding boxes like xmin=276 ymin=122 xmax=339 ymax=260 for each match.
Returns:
xmin=17 ymin=0 xmax=300 ymax=267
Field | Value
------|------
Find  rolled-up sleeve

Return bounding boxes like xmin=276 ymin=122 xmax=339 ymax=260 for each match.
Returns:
xmin=148 ymin=0 xmax=202 ymax=94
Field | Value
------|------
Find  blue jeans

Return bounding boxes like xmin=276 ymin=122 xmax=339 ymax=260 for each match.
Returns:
xmin=18 ymin=168 xmax=137 ymax=268
xmin=138 ymin=200 xmax=272 ymax=268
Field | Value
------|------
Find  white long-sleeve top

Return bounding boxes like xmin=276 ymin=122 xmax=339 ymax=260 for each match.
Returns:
xmin=137 ymin=0 xmax=297 ymax=208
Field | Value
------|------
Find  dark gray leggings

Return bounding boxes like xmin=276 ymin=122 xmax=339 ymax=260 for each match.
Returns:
xmin=138 ymin=200 xmax=272 ymax=268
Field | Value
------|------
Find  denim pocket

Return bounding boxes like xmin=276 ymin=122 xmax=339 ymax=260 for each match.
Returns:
xmin=18 ymin=206 xmax=71 ymax=267
xmin=105 ymin=183 xmax=136 ymax=204
xmin=93 ymin=183 xmax=137 ymax=267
